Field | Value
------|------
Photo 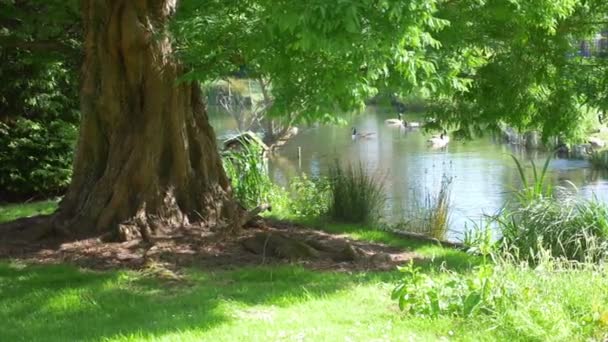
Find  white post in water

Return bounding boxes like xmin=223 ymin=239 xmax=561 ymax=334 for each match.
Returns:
xmin=298 ymin=146 xmax=302 ymax=169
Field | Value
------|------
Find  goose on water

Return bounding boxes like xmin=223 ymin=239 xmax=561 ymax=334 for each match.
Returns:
xmin=352 ymin=128 xmax=376 ymax=140
xmin=427 ymin=130 xmax=450 ymax=148
xmin=386 ymin=113 xmax=423 ymax=128
xmin=385 ymin=113 xmax=404 ymax=126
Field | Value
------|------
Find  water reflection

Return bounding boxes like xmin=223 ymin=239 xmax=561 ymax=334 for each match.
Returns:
xmin=209 ymin=105 xmax=608 ymax=240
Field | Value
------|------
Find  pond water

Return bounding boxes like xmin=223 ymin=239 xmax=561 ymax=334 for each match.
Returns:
xmin=210 ymin=106 xmax=608 ymax=241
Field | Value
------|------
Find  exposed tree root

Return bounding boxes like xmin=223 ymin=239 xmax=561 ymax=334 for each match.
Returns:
xmin=241 ymin=231 xmax=391 ymax=264
xmin=0 ymin=219 xmax=418 ymax=272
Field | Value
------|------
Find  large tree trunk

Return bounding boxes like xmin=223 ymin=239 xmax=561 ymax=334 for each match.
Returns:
xmin=52 ymin=0 xmax=239 ymax=241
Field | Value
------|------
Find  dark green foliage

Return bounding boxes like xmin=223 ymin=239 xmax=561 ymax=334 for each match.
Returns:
xmin=431 ymin=0 xmax=608 ymax=142
xmin=174 ymin=0 xmax=448 ymax=125
xmin=328 ymin=161 xmax=386 ymax=224
xmin=0 ymin=0 xmax=80 ymax=200
xmin=0 ymin=58 xmax=79 ymax=200
xmin=0 ymin=57 xmax=79 ymax=200
xmin=0 ymin=119 xmax=76 ymax=199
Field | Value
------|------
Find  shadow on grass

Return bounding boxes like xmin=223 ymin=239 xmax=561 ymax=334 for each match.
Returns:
xmin=0 ymin=262 xmax=400 ymax=342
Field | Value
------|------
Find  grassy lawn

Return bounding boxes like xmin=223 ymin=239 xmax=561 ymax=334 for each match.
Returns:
xmin=2 ymin=258 xmax=607 ymax=341
xmin=0 ymin=200 xmax=58 ymax=223
xmin=1 ymin=203 xmax=608 ymax=341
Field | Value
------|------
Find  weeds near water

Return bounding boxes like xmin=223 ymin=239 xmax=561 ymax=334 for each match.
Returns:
xmin=394 ymin=175 xmax=453 ymax=240
xmin=288 ymin=174 xmax=331 ymax=218
xmin=498 ymin=195 xmax=608 ymax=263
xmin=589 ymin=149 xmax=608 ymax=170
xmin=497 ymin=154 xmax=608 ymax=263
xmin=328 ymin=161 xmax=386 ymax=224
xmin=463 ymin=217 xmax=496 ymax=257
xmin=392 ymin=252 xmax=608 ymax=340
xmin=222 ymin=140 xmax=272 ymax=209
xmin=510 ymin=153 xmax=553 ymax=204
xmin=392 ymin=262 xmax=517 ymax=319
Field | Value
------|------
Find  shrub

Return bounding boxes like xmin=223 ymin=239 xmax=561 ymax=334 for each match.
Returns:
xmin=392 ymin=262 xmax=517 ymax=318
xmin=328 ymin=161 xmax=386 ymax=223
xmin=222 ymin=141 xmax=273 ymax=209
xmin=393 ymin=258 xmax=608 ymax=339
xmin=0 ymin=118 xmax=77 ymax=200
xmin=288 ymin=175 xmax=331 ymax=218
xmin=0 ymin=57 xmax=79 ymax=200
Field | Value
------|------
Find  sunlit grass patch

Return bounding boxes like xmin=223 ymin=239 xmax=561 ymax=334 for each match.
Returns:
xmin=0 ymin=200 xmax=58 ymax=223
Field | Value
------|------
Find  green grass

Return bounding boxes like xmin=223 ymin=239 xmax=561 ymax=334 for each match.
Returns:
xmin=0 ymin=263 xmax=452 ymax=342
xmin=1 ymin=259 xmax=607 ymax=341
xmin=0 ymin=200 xmax=58 ymax=223
xmin=1 ymin=206 xmax=607 ymax=341
xmin=306 ymin=220 xmax=479 ymax=271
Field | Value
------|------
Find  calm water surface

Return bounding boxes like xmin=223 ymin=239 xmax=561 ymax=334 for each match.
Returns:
xmin=210 ymin=106 xmax=608 ymax=240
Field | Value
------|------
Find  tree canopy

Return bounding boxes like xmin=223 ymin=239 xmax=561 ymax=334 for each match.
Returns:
xmin=173 ymin=0 xmax=608 ymax=141
xmin=1 ymin=0 xmax=607 ymax=237
xmin=3 ymin=0 xmax=607 ymax=140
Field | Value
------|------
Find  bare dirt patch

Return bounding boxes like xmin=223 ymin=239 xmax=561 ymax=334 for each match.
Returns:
xmin=0 ymin=219 xmax=417 ymax=272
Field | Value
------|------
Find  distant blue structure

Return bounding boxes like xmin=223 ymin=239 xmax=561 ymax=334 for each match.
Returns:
xmin=578 ymin=30 xmax=608 ymax=57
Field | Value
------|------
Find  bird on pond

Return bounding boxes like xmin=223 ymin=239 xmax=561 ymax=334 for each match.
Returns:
xmin=352 ymin=128 xmax=376 ymax=140
xmin=385 ymin=113 xmax=404 ymax=126
xmin=427 ymin=130 xmax=450 ymax=148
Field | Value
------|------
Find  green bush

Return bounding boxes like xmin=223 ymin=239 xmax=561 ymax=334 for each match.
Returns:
xmin=392 ymin=263 xmax=517 ymax=318
xmin=328 ymin=161 xmax=386 ymax=224
xmin=288 ymin=175 xmax=331 ymax=218
xmin=0 ymin=118 xmax=77 ymax=200
xmin=222 ymin=142 xmax=272 ymax=209
xmin=0 ymin=52 xmax=79 ymax=200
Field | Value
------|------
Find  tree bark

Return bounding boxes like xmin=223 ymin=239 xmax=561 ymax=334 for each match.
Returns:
xmin=52 ymin=0 xmax=239 ymax=241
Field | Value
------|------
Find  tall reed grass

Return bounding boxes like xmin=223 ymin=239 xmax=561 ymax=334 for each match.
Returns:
xmin=510 ymin=153 xmax=552 ymax=203
xmin=222 ymin=140 xmax=272 ymax=209
xmin=328 ymin=161 xmax=386 ymax=223
xmin=498 ymin=154 xmax=608 ymax=263
xmin=589 ymin=149 xmax=608 ymax=170
xmin=396 ymin=175 xmax=453 ymax=240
